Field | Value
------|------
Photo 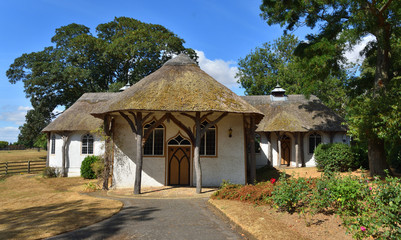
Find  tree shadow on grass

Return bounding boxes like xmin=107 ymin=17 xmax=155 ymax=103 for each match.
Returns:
xmin=0 ymin=200 xmax=159 ymax=240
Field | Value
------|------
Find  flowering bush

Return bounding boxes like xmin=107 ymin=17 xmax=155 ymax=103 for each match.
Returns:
xmin=213 ymin=170 xmax=401 ymax=239
xmin=271 ymin=172 xmax=313 ymax=213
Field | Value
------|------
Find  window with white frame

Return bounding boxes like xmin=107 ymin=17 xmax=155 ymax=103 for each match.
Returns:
xmin=144 ymin=122 xmax=164 ymax=156
xmin=82 ymin=134 xmax=94 ymax=154
xmin=51 ymin=134 xmax=56 ymax=154
xmin=309 ymin=132 xmax=321 ymax=154
xmin=200 ymin=121 xmax=216 ymax=156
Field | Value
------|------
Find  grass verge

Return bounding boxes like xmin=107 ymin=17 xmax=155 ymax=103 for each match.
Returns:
xmin=0 ymin=174 xmax=122 ymax=240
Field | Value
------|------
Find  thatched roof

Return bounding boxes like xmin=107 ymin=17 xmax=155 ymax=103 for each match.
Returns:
xmin=242 ymin=95 xmax=347 ymax=132
xmin=91 ymin=54 xmax=263 ymax=118
xmin=42 ymin=93 xmax=118 ymax=132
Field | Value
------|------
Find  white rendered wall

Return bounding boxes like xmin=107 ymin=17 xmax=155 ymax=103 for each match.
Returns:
xmin=258 ymin=131 xmax=348 ymax=168
xmin=111 ymin=112 xmax=246 ymax=189
xmin=48 ymin=132 xmax=105 ymax=177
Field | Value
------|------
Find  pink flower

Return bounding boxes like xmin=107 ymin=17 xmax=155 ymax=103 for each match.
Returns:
xmin=369 ymin=187 xmax=372 ymax=190
xmin=270 ymin=178 xmax=276 ymax=184
xmin=324 ymin=188 xmax=327 ymax=191
xmin=361 ymin=226 xmax=366 ymax=231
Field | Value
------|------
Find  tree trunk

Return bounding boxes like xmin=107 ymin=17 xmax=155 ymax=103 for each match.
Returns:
xmin=368 ymin=137 xmax=391 ymax=177
xmin=103 ymin=136 xmax=112 ymax=190
xmin=134 ymin=113 xmax=143 ymax=195
xmin=194 ymin=112 xmax=202 ymax=194
xmin=366 ymin=26 xmax=392 ymax=177
xmin=61 ymin=134 xmax=70 ymax=177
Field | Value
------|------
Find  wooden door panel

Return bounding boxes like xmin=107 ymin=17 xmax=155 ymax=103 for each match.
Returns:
xmin=168 ymin=146 xmax=190 ymax=185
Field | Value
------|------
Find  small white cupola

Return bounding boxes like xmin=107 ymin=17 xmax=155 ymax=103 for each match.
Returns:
xmin=270 ymin=84 xmax=288 ymax=101
xmin=119 ymin=82 xmax=131 ymax=92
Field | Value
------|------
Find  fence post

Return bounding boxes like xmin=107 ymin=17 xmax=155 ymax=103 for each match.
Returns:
xmin=28 ymin=161 xmax=31 ymax=173
xmin=5 ymin=162 xmax=8 ymax=175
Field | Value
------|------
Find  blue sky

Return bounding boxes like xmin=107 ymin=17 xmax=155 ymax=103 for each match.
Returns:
xmin=0 ymin=0 xmax=364 ymax=143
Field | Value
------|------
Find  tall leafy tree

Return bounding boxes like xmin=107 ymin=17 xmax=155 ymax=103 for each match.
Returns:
xmin=7 ymin=17 xmax=196 ymax=146
xmin=260 ymin=0 xmax=401 ymax=176
xmin=237 ymin=34 xmax=347 ymax=116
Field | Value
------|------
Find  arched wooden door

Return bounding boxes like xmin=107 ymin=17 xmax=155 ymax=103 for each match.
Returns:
xmin=168 ymin=146 xmax=190 ymax=185
xmin=281 ymin=135 xmax=291 ymax=166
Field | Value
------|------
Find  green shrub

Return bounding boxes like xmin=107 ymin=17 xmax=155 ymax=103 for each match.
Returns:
xmin=91 ymin=157 xmax=104 ymax=179
xmin=42 ymin=167 xmax=59 ymax=178
xmin=80 ymin=156 xmax=100 ymax=179
xmin=314 ymin=143 xmax=355 ymax=172
xmin=271 ymin=172 xmax=312 ymax=213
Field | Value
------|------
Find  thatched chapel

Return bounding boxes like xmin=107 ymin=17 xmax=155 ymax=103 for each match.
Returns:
xmin=44 ymin=54 xmax=263 ymax=191
xmin=43 ymin=54 xmax=347 ymax=191
xmin=243 ymin=85 xmax=348 ymax=168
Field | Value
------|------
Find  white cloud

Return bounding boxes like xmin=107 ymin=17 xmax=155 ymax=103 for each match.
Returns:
xmin=195 ymin=50 xmax=240 ymax=90
xmin=344 ymin=35 xmax=376 ymax=64
xmin=0 ymin=106 xmax=32 ymax=125
xmin=0 ymin=127 xmax=19 ymax=143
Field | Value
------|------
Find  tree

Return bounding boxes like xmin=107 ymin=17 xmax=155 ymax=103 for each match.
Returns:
xmin=18 ymin=108 xmax=51 ymax=148
xmin=7 ymin=17 xmax=196 ymax=148
xmin=237 ymin=34 xmax=347 ymax=116
xmin=260 ymin=0 xmax=401 ymax=176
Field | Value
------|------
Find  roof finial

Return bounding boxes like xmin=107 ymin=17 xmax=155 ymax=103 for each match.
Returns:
xmin=119 ymin=81 xmax=131 ymax=92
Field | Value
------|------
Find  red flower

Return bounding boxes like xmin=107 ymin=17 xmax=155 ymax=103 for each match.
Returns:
xmin=270 ymin=178 xmax=276 ymax=184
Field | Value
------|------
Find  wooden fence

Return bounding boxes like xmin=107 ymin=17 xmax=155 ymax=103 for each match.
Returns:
xmin=0 ymin=160 xmax=47 ymax=175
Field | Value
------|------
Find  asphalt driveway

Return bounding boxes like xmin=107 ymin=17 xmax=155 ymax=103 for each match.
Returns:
xmin=47 ymin=195 xmax=244 ymax=240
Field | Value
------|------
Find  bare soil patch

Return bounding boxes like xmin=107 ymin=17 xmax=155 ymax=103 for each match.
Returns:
xmin=0 ymin=174 xmax=122 ymax=240
xmin=0 ymin=149 xmax=47 ymax=163
xmin=210 ymin=199 xmax=353 ymax=240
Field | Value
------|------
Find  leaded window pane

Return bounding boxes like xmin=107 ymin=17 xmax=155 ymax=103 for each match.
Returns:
xmin=143 ymin=122 xmax=164 ymax=156
xmin=206 ymin=129 xmax=216 ymax=155
xmin=154 ymin=129 xmax=164 ymax=155
xmin=87 ymin=137 xmax=94 ymax=154
xmin=51 ymin=135 xmax=56 ymax=154
xmin=144 ymin=133 xmax=154 ymax=155
xmin=309 ymin=133 xmax=321 ymax=154
xmin=200 ymin=135 xmax=205 ymax=155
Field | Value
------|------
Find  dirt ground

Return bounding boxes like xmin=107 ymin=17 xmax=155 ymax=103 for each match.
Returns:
xmin=0 ymin=174 xmax=122 ymax=240
xmin=210 ymin=199 xmax=353 ymax=240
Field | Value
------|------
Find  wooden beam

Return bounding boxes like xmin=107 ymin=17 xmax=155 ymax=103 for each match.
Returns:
xmin=201 ymin=112 xmax=228 ymax=136
xmin=200 ymin=112 xmax=214 ymax=122
xmin=119 ymin=112 xmax=137 ymax=133
xmin=181 ymin=112 xmax=196 ymax=121
xmin=168 ymin=113 xmax=195 ymax=143
xmin=143 ymin=114 xmax=168 ymax=143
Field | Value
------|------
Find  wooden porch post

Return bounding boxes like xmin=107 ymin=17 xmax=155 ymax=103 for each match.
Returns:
xmin=46 ymin=132 xmax=50 ymax=167
xmin=295 ymin=132 xmax=299 ymax=168
xmin=300 ymin=132 xmax=305 ymax=167
xmin=266 ymin=132 xmax=273 ymax=167
xmin=60 ymin=132 xmax=70 ymax=177
xmin=330 ymin=132 xmax=335 ymax=143
xmin=277 ymin=132 xmax=282 ymax=168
